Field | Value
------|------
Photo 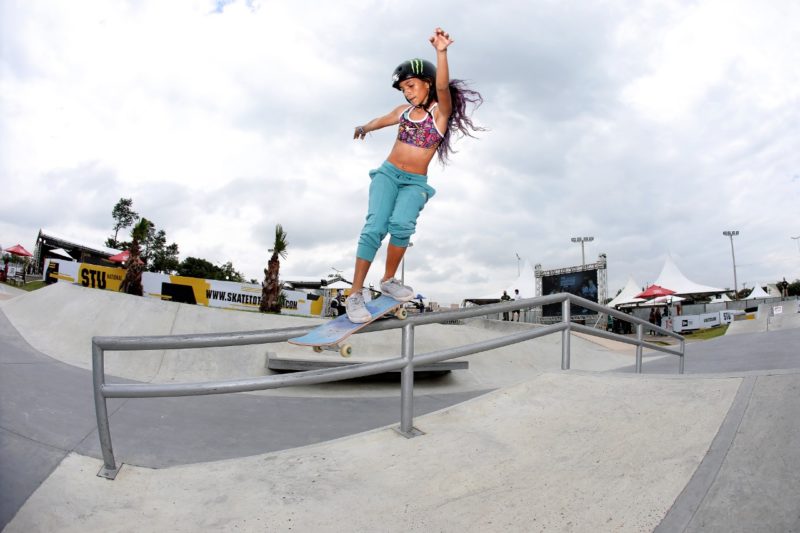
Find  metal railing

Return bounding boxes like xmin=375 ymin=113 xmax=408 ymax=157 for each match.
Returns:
xmin=92 ymin=292 xmax=684 ymax=479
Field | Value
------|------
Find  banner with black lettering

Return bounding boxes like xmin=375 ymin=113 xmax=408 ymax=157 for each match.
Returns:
xmin=43 ymin=259 xmax=324 ymax=316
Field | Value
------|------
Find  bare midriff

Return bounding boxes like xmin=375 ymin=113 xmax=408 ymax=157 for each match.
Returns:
xmin=386 ymin=140 xmax=436 ymax=176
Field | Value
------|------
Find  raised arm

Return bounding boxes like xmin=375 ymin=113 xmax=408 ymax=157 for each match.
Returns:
xmin=429 ymin=27 xmax=453 ymax=125
xmin=354 ymin=104 xmax=408 ymax=140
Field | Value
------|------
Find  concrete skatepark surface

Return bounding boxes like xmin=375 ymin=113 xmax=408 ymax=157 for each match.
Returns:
xmin=2 ymin=283 xmax=800 ymax=532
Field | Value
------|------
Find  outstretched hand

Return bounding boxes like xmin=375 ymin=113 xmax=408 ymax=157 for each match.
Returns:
xmin=429 ymin=27 xmax=453 ymax=51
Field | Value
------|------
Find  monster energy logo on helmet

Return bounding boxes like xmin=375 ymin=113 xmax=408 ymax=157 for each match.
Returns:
xmin=392 ymin=58 xmax=436 ymax=90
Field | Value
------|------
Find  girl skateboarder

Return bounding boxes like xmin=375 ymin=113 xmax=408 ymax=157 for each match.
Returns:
xmin=346 ymin=27 xmax=483 ymax=322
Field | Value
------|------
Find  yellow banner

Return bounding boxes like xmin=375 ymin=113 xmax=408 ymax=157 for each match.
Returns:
xmin=78 ymin=264 xmax=126 ymax=292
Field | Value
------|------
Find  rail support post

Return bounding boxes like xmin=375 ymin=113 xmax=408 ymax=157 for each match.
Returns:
xmin=93 ymin=341 xmax=121 ymax=479
xmin=635 ymin=324 xmax=644 ymax=373
xmin=397 ymin=323 xmax=423 ymax=438
xmin=561 ymin=299 xmax=571 ymax=370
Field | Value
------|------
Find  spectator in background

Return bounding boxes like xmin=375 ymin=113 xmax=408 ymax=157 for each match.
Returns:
xmin=655 ymin=307 xmax=662 ymax=334
xmin=511 ymin=289 xmax=521 ymax=321
xmin=500 ymin=290 xmax=511 ymax=321
xmin=649 ymin=308 xmax=656 ymax=335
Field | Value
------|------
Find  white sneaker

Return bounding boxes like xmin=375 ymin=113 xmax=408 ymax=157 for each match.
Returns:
xmin=345 ymin=292 xmax=372 ymax=323
xmin=380 ymin=277 xmax=414 ymax=302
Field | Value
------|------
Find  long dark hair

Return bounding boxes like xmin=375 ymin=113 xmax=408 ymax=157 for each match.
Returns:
xmin=429 ymin=79 xmax=484 ymax=164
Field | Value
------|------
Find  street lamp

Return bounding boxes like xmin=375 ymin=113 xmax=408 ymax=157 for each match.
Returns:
xmin=515 ymin=252 xmax=521 ymax=276
xmin=571 ymin=236 xmax=594 ymax=267
xmin=723 ymin=230 xmax=739 ymax=298
xmin=792 ymin=236 xmax=800 ymax=253
xmin=401 ymin=242 xmax=414 ymax=285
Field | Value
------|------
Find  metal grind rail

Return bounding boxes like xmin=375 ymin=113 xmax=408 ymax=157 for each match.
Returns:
xmin=92 ymin=292 xmax=684 ymax=479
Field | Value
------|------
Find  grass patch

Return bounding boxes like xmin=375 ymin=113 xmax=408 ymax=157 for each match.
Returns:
xmin=682 ymin=324 xmax=728 ymax=341
xmin=1 ymin=280 xmax=47 ymax=292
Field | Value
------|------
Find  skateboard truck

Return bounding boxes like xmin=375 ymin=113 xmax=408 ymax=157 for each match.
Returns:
xmin=313 ymin=343 xmax=353 ymax=358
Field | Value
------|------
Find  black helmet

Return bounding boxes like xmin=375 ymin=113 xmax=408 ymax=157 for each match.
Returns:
xmin=392 ymin=58 xmax=436 ymax=90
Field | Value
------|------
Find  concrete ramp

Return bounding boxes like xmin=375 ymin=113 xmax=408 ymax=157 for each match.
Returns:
xmin=768 ymin=312 xmax=800 ymax=331
xmin=0 ymin=283 xmax=315 ymax=382
xmin=4 ymin=372 xmax=741 ymax=533
xmin=765 ymin=300 xmax=800 ymax=332
xmin=725 ymin=314 xmax=766 ymax=335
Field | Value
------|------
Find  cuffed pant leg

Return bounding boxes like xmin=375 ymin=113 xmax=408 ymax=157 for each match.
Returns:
xmin=356 ymin=171 xmax=399 ymax=262
xmin=387 ymin=184 xmax=430 ymax=248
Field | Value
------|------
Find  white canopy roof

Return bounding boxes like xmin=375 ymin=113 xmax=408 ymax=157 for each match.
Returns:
xmin=652 ymin=256 xmax=724 ymax=295
xmin=480 ymin=259 xmax=536 ymax=299
xmin=744 ymin=284 xmax=771 ymax=299
xmin=709 ymin=293 xmax=732 ymax=304
xmin=607 ymin=276 xmax=645 ymax=308
xmin=48 ymin=248 xmax=74 ymax=260
xmin=39 ymin=228 xmax=120 ymax=256
xmin=324 ymin=280 xmax=352 ymax=290
xmin=503 ymin=259 xmax=536 ymax=298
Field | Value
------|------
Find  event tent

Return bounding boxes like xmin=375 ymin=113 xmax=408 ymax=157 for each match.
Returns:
xmin=607 ymin=276 xmax=645 ymax=308
xmin=708 ymin=293 xmax=732 ymax=304
xmin=651 ymin=255 xmax=724 ymax=295
xmin=503 ymin=259 xmax=536 ymax=298
xmin=744 ymin=284 xmax=771 ymax=299
xmin=48 ymin=248 xmax=74 ymax=260
xmin=467 ymin=259 xmax=536 ymax=305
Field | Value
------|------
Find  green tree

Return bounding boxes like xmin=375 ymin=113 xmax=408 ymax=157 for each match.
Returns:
xmin=119 ymin=218 xmax=151 ymax=296
xmin=218 ymin=261 xmax=244 ymax=282
xmin=177 ymin=257 xmax=219 ymax=279
xmin=788 ymin=279 xmax=800 ymax=297
xmin=148 ymin=229 xmax=180 ymax=274
xmin=109 ymin=198 xmax=139 ymax=248
xmin=176 ymin=257 xmax=244 ymax=281
xmin=151 ymin=241 xmax=180 ymax=274
xmin=260 ymin=224 xmax=288 ymax=313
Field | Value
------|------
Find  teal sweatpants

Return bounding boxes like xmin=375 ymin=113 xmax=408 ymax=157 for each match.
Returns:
xmin=356 ymin=160 xmax=436 ymax=262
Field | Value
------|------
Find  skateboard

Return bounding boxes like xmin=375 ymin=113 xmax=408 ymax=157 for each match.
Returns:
xmin=288 ymin=295 xmax=408 ymax=357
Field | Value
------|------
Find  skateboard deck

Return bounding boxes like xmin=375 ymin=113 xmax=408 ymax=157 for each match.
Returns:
xmin=288 ymin=295 xmax=407 ymax=357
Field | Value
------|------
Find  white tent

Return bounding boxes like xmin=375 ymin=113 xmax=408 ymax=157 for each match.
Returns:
xmin=744 ymin=284 xmax=771 ymax=299
xmin=503 ymin=259 xmax=536 ymax=298
xmin=607 ymin=276 xmax=645 ymax=308
xmin=48 ymin=248 xmax=74 ymax=260
xmin=478 ymin=259 xmax=536 ymax=300
xmin=652 ymin=255 xmax=724 ymax=295
xmin=708 ymin=293 xmax=732 ymax=304
xmin=324 ymin=280 xmax=352 ymax=290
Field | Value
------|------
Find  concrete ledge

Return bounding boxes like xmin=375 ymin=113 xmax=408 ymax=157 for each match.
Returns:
xmin=267 ymin=353 xmax=468 ymax=374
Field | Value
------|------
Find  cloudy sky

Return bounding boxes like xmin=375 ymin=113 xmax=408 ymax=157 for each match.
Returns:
xmin=1 ymin=0 xmax=798 ymax=305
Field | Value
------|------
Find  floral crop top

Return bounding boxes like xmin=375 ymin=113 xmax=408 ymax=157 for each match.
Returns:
xmin=396 ymin=104 xmax=445 ymax=149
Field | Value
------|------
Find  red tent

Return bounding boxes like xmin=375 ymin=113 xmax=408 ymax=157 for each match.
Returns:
xmin=107 ymin=250 xmax=143 ymax=265
xmin=107 ymin=250 xmax=130 ymax=263
xmin=635 ymin=284 xmax=676 ymax=299
xmin=5 ymin=244 xmax=33 ymax=257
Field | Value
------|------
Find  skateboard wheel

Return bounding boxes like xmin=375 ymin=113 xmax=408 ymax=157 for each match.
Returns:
xmin=312 ymin=346 xmax=323 ymax=353
xmin=339 ymin=344 xmax=353 ymax=358
xmin=395 ymin=308 xmax=408 ymax=320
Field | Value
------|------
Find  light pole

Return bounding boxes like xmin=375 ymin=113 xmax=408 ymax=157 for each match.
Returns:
xmin=571 ymin=236 xmax=594 ymax=267
xmin=515 ymin=252 xmax=521 ymax=277
xmin=401 ymin=242 xmax=414 ymax=285
xmin=792 ymin=236 xmax=800 ymax=253
xmin=723 ymin=230 xmax=739 ymax=298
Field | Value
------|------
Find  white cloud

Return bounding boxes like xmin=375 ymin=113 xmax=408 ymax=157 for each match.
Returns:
xmin=1 ymin=0 xmax=799 ymax=305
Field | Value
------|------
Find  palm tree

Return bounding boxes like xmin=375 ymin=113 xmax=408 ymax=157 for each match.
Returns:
xmin=119 ymin=218 xmax=151 ymax=296
xmin=260 ymin=224 xmax=288 ymax=313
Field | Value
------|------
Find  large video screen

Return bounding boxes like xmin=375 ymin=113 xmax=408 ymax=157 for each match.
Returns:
xmin=542 ymin=269 xmax=599 ymax=316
